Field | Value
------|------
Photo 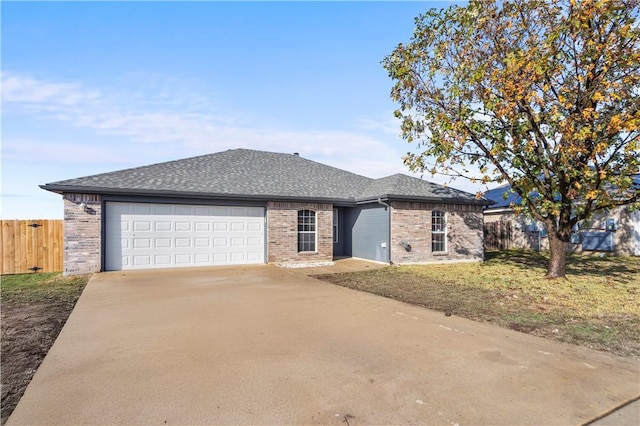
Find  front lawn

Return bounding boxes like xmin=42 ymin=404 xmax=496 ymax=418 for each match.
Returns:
xmin=1 ymin=272 xmax=89 ymax=425
xmin=314 ymin=251 xmax=640 ymax=358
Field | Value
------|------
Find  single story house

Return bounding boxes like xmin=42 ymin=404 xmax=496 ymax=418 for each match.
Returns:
xmin=484 ymin=183 xmax=640 ymax=256
xmin=41 ymin=149 xmax=491 ymax=275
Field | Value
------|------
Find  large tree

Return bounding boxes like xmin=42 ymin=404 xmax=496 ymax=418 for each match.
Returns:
xmin=383 ymin=0 xmax=640 ymax=278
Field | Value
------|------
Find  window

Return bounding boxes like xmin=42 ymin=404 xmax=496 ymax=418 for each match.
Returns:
xmin=432 ymin=210 xmax=446 ymax=252
xmin=570 ymin=222 xmax=581 ymax=244
xmin=333 ymin=209 xmax=339 ymax=243
xmin=298 ymin=210 xmax=316 ymax=252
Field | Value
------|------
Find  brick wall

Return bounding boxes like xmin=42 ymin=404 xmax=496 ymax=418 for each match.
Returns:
xmin=63 ymin=193 xmax=102 ymax=275
xmin=267 ymin=201 xmax=333 ymax=263
xmin=390 ymin=202 xmax=484 ymax=264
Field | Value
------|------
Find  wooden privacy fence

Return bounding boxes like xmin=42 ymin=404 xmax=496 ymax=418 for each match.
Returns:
xmin=484 ymin=220 xmax=513 ymax=251
xmin=1 ymin=220 xmax=63 ymax=275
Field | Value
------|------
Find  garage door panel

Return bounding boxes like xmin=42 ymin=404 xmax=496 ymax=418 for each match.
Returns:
xmin=175 ymin=238 xmax=191 ymax=248
xmin=154 ymin=254 xmax=172 ymax=265
xmin=133 ymin=255 xmax=151 ymax=266
xmin=213 ymin=253 xmax=228 ymax=263
xmin=155 ymin=238 xmax=172 ymax=248
xmin=213 ymin=238 xmax=228 ymax=247
xmin=194 ymin=253 xmax=210 ymax=263
xmin=175 ymin=206 xmax=192 ymax=215
xmin=155 ymin=205 xmax=172 ymax=215
xmin=213 ymin=223 xmax=228 ymax=232
xmin=134 ymin=221 xmax=151 ymax=231
xmin=231 ymin=223 xmax=245 ymax=232
xmin=230 ymin=207 xmax=247 ymax=217
xmin=195 ymin=222 xmax=210 ymax=232
xmin=230 ymin=252 xmax=245 ymax=261
xmin=155 ymin=222 xmax=172 ymax=231
xmin=247 ymin=252 xmax=262 ymax=261
xmin=195 ymin=238 xmax=210 ymax=247
xmin=105 ymin=202 xmax=265 ymax=271
xmin=194 ymin=207 xmax=211 ymax=216
xmin=175 ymin=222 xmax=192 ymax=231
xmin=246 ymin=207 xmax=264 ymax=217
xmin=133 ymin=239 xmax=151 ymax=248
xmin=247 ymin=223 xmax=261 ymax=232
xmin=247 ymin=237 xmax=261 ymax=246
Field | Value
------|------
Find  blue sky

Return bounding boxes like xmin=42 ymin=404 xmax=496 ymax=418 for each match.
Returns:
xmin=2 ymin=1 xmax=468 ymax=219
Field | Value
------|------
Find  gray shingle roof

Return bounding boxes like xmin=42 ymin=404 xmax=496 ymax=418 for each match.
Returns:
xmin=41 ymin=149 xmax=490 ymax=205
xmin=357 ymin=173 xmax=482 ymax=203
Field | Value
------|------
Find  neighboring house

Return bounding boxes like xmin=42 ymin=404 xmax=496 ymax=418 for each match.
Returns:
xmin=41 ymin=149 xmax=491 ymax=275
xmin=483 ymin=184 xmax=640 ymax=256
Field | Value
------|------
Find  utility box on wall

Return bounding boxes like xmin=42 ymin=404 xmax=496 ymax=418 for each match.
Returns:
xmin=605 ymin=218 xmax=616 ymax=232
xmin=582 ymin=231 xmax=614 ymax=252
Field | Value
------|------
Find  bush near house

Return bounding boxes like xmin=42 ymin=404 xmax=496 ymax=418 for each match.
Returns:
xmin=315 ymin=251 xmax=640 ymax=358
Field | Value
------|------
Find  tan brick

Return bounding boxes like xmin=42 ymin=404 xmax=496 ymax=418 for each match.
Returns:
xmin=390 ymin=202 xmax=483 ymax=264
xmin=266 ymin=202 xmax=333 ymax=263
xmin=63 ymin=193 xmax=102 ymax=275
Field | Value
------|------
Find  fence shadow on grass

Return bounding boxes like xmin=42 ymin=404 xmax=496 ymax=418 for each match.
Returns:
xmin=485 ymin=249 xmax=639 ymax=283
xmin=565 ymin=256 xmax=639 ymax=283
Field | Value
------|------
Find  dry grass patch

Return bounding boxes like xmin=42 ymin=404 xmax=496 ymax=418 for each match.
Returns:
xmin=314 ymin=251 xmax=639 ymax=358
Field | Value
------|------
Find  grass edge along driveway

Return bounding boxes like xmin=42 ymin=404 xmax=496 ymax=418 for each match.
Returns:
xmin=1 ymin=272 xmax=89 ymax=425
xmin=314 ymin=250 xmax=640 ymax=359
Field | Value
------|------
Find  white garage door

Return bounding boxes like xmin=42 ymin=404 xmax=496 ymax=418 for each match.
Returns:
xmin=105 ymin=202 xmax=265 ymax=271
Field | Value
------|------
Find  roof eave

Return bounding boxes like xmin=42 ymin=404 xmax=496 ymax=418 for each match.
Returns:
xmin=355 ymin=193 xmax=493 ymax=206
xmin=40 ymin=184 xmax=357 ymax=205
xmin=484 ymin=207 xmax=516 ymax=214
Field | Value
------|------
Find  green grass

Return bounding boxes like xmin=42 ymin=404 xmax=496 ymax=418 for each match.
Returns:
xmin=1 ymin=272 xmax=88 ymax=302
xmin=314 ymin=250 xmax=640 ymax=358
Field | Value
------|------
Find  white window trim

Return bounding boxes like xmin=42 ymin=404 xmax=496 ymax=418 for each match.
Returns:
xmin=432 ymin=210 xmax=447 ymax=253
xmin=333 ymin=209 xmax=339 ymax=243
xmin=298 ymin=210 xmax=317 ymax=253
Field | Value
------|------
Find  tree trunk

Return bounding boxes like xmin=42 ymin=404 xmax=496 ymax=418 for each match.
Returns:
xmin=546 ymin=229 xmax=568 ymax=279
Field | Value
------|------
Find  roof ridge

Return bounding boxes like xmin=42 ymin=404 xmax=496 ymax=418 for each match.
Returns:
xmin=235 ymin=148 xmax=374 ymax=182
xmin=389 ymin=173 xmax=404 ymax=195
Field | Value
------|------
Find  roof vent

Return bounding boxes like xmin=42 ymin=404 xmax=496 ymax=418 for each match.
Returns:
xmin=293 ymin=152 xmax=299 ymax=156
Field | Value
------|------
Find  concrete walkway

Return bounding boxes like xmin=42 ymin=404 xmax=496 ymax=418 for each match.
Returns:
xmin=8 ymin=265 xmax=640 ymax=425
xmin=289 ymin=257 xmax=388 ymax=276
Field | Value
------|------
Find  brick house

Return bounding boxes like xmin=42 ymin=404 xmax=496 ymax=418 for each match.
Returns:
xmin=41 ymin=149 xmax=491 ymax=275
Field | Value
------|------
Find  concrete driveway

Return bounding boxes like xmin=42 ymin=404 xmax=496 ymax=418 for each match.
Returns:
xmin=8 ymin=265 xmax=640 ymax=425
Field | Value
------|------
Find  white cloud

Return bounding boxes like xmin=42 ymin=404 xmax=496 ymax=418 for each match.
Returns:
xmin=2 ymin=73 xmax=101 ymax=106
xmin=2 ymin=138 xmax=134 ymax=165
xmin=2 ymin=72 xmax=407 ymax=171
xmin=1 ymin=72 xmax=485 ymax=218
